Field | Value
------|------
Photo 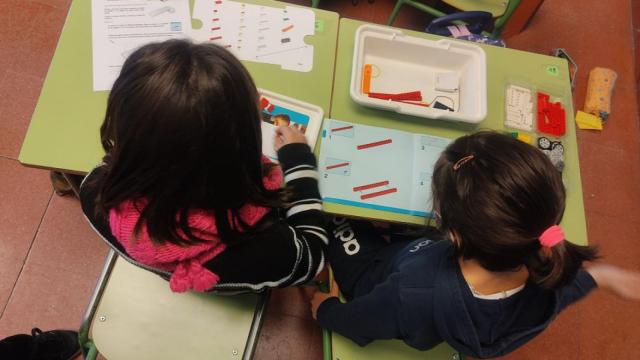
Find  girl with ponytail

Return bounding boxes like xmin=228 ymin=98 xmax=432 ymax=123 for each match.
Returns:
xmin=312 ymin=131 xmax=640 ymax=358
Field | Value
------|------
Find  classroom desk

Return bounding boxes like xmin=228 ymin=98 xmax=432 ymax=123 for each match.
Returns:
xmin=18 ymin=0 xmax=339 ymax=174
xmin=324 ymin=18 xmax=587 ymax=245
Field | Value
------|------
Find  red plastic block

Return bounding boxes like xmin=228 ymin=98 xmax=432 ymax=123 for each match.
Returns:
xmin=536 ymin=92 xmax=566 ymax=137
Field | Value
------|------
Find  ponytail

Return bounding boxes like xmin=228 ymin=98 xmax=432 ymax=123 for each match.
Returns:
xmin=526 ymin=240 xmax=599 ymax=290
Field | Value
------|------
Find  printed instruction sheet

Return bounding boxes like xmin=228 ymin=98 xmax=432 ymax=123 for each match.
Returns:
xmin=92 ymin=0 xmax=315 ymax=91
xmin=191 ymin=0 xmax=315 ymax=72
xmin=91 ymin=0 xmax=192 ymax=91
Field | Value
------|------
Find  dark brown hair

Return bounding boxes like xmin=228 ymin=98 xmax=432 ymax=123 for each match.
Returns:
xmin=431 ymin=131 xmax=597 ymax=289
xmin=97 ymin=40 xmax=281 ymax=246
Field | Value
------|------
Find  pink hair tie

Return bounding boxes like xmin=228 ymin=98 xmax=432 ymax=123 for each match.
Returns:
xmin=539 ymin=225 xmax=565 ymax=247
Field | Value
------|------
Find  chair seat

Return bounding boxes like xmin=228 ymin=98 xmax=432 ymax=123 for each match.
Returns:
xmin=91 ymin=257 xmax=262 ymax=360
xmin=442 ymin=0 xmax=508 ymax=17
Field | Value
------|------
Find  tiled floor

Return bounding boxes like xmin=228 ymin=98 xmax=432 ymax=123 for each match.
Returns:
xmin=0 ymin=0 xmax=638 ymax=359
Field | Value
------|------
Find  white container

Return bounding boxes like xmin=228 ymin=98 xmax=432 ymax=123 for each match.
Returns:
xmin=350 ymin=24 xmax=487 ymax=124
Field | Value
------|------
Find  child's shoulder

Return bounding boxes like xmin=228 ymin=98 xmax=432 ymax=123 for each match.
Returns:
xmin=393 ymin=239 xmax=455 ymax=286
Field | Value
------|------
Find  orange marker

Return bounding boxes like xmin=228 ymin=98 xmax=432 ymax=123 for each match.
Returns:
xmin=362 ymin=64 xmax=372 ymax=94
xmin=282 ymin=24 xmax=294 ymax=32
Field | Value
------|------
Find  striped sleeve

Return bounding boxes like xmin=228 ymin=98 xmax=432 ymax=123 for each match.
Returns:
xmin=278 ymin=143 xmax=328 ymax=282
xmin=203 ymin=143 xmax=329 ymax=291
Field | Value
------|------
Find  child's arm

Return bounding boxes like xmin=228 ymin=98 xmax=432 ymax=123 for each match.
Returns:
xmin=557 ymin=265 xmax=640 ymax=311
xmin=203 ymin=127 xmax=328 ymax=291
xmin=310 ymin=275 xmax=403 ymax=346
xmin=586 ymin=264 xmax=640 ymax=300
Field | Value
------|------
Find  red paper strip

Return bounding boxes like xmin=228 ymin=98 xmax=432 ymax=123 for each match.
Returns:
xmin=353 ymin=180 xmax=389 ymax=192
xmin=361 ymin=188 xmax=397 ymax=200
xmin=357 ymin=139 xmax=392 ymax=150
xmin=326 ymin=162 xmax=350 ymax=170
xmin=331 ymin=125 xmax=354 ymax=133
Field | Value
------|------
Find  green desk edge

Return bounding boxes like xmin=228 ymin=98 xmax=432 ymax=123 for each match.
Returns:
xmin=19 ymin=0 xmax=339 ymax=174
xmin=324 ymin=19 xmax=587 ymax=247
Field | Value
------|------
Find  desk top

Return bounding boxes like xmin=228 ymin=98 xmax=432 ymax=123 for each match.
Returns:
xmin=19 ymin=0 xmax=339 ymax=174
xmin=324 ymin=18 xmax=587 ymax=245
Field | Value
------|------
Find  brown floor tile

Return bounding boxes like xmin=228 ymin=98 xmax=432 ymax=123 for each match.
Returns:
xmin=315 ymin=0 xmax=376 ymax=23
xmin=373 ymin=0 xmax=435 ymax=31
xmin=578 ymin=141 xmax=640 ymax=222
xmin=579 ymin=290 xmax=640 ymax=359
xmin=0 ymin=261 xmax=100 ymax=339
xmin=12 ymin=3 xmax=69 ymax=79
xmin=0 ymin=159 xmax=51 ymax=315
xmin=267 ymin=285 xmax=315 ymax=320
xmin=0 ymin=0 xmax=41 ymax=73
xmin=32 ymin=0 xmax=72 ymax=10
xmin=584 ymin=210 xmax=640 ymax=269
xmin=307 ymin=325 xmax=325 ymax=360
xmin=494 ymin=304 xmax=582 ymax=360
xmin=26 ymin=195 xmax=109 ymax=274
xmin=253 ymin=311 xmax=322 ymax=360
xmin=0 ymin=70 xmax=44 ymax=159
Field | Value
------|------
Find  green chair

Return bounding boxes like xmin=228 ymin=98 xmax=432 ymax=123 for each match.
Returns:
xmin=386 ymin=0 xmax=521 ymax=37
xmin=324 ymin=332 xmax=463 ymax=360
xmin=79 ymin=250 xmax=268 ymax=360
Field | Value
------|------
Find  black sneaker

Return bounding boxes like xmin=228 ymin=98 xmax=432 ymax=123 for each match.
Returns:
xmin=0 ymin=328 xmax=81 ymax=360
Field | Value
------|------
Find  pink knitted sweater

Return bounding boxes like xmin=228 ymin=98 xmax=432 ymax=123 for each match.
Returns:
xmin=109 ymin=158 xmax=283 ymax=293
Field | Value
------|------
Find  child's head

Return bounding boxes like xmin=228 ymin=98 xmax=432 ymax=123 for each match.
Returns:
xmin=272 ymin=114 xmax=291 ymax=127
xmin=432 ymin=131 xmax=597 ymax=289
xmin=98 ymin=39 xmax=280 ymax=244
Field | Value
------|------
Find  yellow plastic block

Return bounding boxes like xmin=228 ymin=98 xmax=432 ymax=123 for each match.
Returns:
xmin=576 ymin=110 xmax=603 ymax=130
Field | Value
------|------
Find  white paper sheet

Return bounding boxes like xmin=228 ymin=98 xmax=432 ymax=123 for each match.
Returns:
xmin=91 ymin=0 xmax=192 ymax=91
xmin=92 ymin=0 xmax=315 ymax=91
xmin=190 ymin=0 xmax=315 ymax=72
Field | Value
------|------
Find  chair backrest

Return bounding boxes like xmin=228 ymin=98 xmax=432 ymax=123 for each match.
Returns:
xmin=89 ymin=257 xmax=266 ymax=360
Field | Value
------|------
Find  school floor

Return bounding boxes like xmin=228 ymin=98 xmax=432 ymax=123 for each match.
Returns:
xmin=0 ymin=0 xmax=638 ymax=359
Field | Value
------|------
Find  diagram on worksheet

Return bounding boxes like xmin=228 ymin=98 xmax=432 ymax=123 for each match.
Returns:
xmin=319 ymin=120 xmax=451 ymax=217
xmin=190 ymin=0 xmax=315 ymax=72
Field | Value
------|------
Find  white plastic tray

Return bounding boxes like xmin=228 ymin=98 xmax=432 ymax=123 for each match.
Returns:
xmin=350 ymin=24 xmax=487 ymax=124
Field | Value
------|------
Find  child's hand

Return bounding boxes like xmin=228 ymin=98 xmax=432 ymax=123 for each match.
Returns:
xmin=274 ymin=126 xmax=307 ymax=151
xmin=310 ymin=278 xmax=340 ymax=320
xmin=587 ymin=264 xmax=640 ymax=301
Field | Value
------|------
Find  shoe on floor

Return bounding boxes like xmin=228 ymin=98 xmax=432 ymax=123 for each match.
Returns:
xmin=0 ymin=328 xmax=81 ymax=360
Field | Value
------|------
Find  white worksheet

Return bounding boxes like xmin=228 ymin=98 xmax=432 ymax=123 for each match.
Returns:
xmin=91 ymin=0 xmax=192 ymax=91
xmin=190 ymin=0 xmax=315 ymax=72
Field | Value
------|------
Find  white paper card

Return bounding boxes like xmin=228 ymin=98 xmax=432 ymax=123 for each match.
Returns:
xmin=91 ymin=0 xmax=192 ymax=91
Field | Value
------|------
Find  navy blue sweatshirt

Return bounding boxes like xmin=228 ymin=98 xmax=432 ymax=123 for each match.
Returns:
xmin=317 ymin=239 xmax=597 ymax=358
